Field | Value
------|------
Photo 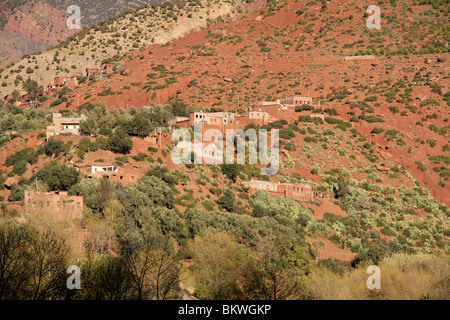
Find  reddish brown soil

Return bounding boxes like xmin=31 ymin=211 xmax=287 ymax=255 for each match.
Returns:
xmin=35 ymin=0 xmax=449 ymax=204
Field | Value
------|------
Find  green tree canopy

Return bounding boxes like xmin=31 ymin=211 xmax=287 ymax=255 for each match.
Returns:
xmin=36 ymin=161 xmax=80 ymax=191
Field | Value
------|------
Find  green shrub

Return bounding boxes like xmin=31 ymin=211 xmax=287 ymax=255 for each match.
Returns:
xmin=107 ymin=129 xmax=133 ymax=154
xmin=304 ymin=136 xmax=318 ymax=143
xmin=324 ymin=108 xmax=337 ymax=116
xmin=98 ymin=88 xmax=116 ymax=96
xmin=364 ymin=96 xmax=377 ymax=102
xmin=416 ymin=162 xmax=427 ymax=172
xmin=115 ymin=156 xmax=128 ymax=163
xmin=371 ymin=127 xmax=385 ymax=134
xmin=132 ymin=153 xmax=146 ymax=162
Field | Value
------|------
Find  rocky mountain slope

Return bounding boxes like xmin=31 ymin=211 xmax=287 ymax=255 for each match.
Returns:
xmin=0 ymin=0 xmax=249 ymax=97
xmin=0 ymin=0 xmax=449 ymax=277
xmin=25 ymin=0 xmax=448 ymax=201
xmin=0 ymin=0 xmax=163 ymax=68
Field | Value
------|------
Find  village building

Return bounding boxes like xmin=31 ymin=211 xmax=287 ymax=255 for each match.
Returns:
xmin=257 ymin=99 xmax=283 ymax=106
xmin=172 ymin=118 xmax=191 ymax=128
xmin=173 ymin=95 xmax=316 ymax=153
xmin=90 ymin=164 xmax=119 ymax=175
xmin=223 ymin=111 xmax=272 ymax=131
xmin=248 ymin=96 xmax=315 ymax=121
xmin=248 ymin=110 xmax=271 ymax=123
xmin=249 ymin=104 xmax=291 ymax=120
xmin=74 ymin=162 xmax=140 ymax=185
xmin=280 ymin=96 xmax=313 ymax=106
xmin=46 ymin=113 xmax=87 ymax=140
xmin=53 ymin=75 xmax=79 ymax=88
xmin=22 ymin=190 xmax=88 ymax=258
xmin=191 ymin=141 xmax=224 ymax=164
xmin=85 ymin=68 xmax=103 ymax=77
xmin=24 ymin=190 xmax=83 ymax=221
xmin=145 ymin=129 xmax=172 ymax=148
xmin=85 ymin=61 xmax=123 ymax=78
xmin=170 ymin=116 xmax=189 ymax=126
xmin=242 ymin=179 xmax=314 ymax=200
xmin=190 ymin=112 xmax=236 ymax=127
xmin=101 ymin=61 xmax=124 ymax=73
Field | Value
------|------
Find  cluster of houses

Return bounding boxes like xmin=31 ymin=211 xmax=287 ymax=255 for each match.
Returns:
xmin=86 ymin=60 xmax=124 ymax=77
xmin=4 ymin=61 xmax=123 ymax=106
xmin=15 ymin=95 xmax=328 ymax=254
xmin=46 ymin=95 xmax=321 ymax=140
xmin=173 ymin=96 xmax=321 ymax=130
xmin=38 ymin=95 xmax=321 ymax=210
xmin=170 ymin=97 xmax=324 ymax=199
xmin=45 ymin=61 xmax=121 ymax=94
xmin=170 ymin=96 xmax=322 ymax=164
xmin=44 ymin=94 xmax=321 ymax=175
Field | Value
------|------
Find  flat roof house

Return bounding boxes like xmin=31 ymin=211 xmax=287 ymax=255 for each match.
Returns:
xmin=190 ymin=112 xmax=235 ymax=127
xmin=54 ymin=75 xmax=79 ymax=88
xmin=24 ymin=190 xmax=83 ymax=221
xmin=242 ymin=179 xmax=313 ymax=200
xmin=75 ymin=163 xmax=140 ymax=185
xmin=46 ymin=113 xmax=86 ymax=140
xmin=280 ymin=96 xmax=313 ymax=106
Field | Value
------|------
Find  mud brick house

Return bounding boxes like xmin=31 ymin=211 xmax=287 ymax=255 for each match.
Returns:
xmin=277 ymin=182 xmax=313 ymax=198
xmin=190 ymin=112 xmax=236 ymax=127
xmin=172 ymin=118 xmax=191 ymax=128
xmin=179 ymin=110 xmax=274 ymax=131
xmin=243 ymin=179 xmax=314 ymax=200
xmin=249 ymin=103 xmax=282 ymax=119
xmin=101 ymin=61 xmax=123 ymax=73
xmin=280 ymin=96 xmax=313 ymax=106
xmin=248 ymin=110 xmax=271 ymax=123
xmin=53 ymin=75 xmax=79 ymax=88
xmin=46 ymin=113 xmax=86 ymax=140
xmin=85 ymin=61 xmax=123 ymax=78
xmin=170 ymin=116 xmax=190 ymax=126
xmin=220 ymin=113 xmax=270 ymax=132
xmin=250 ymin=103 xmax=297 ymax=121
xmin=191 ymin=141 xmax=224 ymax=164
xmin=90 ymin=164 xmax=119 ymax=175
xmin=85 ymin=67 xmax=103 ymax=77
xmin=24 ymin=190 xmax=83 ymax=221
xmin=145 ymin=129 xmax=172 ymax=148
xmin=75 ymin=163 xmax=140 ymax=184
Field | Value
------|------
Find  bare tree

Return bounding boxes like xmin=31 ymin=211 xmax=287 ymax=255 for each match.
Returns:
xmin=128 ymin=235 xmax=181 ymax=300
